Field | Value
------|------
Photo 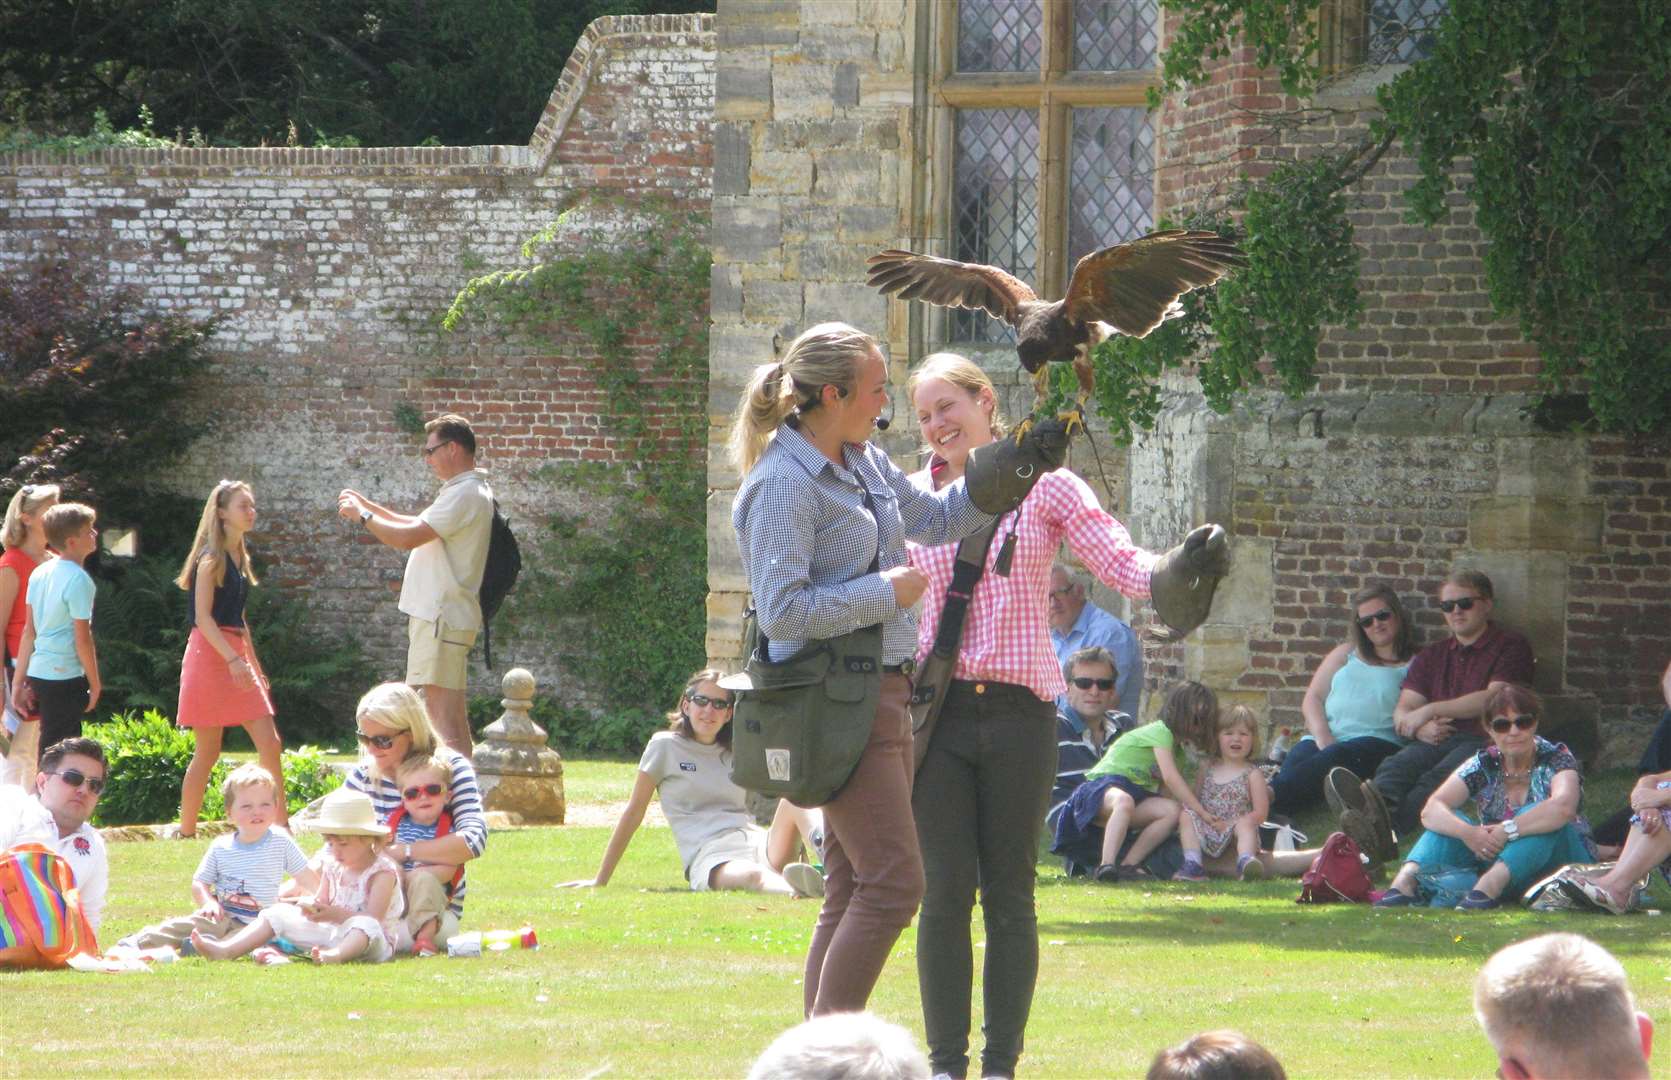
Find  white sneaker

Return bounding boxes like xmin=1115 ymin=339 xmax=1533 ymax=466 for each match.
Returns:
xmin=783 ymin=862 xmax=826 ymax=899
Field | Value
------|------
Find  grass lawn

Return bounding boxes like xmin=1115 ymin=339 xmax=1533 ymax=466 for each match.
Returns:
xmin=5 ymin=760 xmax=1670 ymax=1078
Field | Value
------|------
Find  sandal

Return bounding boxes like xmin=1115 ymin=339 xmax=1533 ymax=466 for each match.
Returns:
xmin=1092 ymin=863 xmax=1122 ymax=884
xmin=1115 ymin=864 xmax=1153 ymax=882
xmin=1574 ymin=876 xmax=1632 ymax=916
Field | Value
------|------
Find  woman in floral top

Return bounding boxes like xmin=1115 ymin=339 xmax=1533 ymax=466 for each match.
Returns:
xmin=1374 ymin=683 xmax=1593 ymax=910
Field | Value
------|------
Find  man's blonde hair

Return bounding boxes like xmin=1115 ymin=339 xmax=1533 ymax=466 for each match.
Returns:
xmin=220 ymin=762 xmax=282 ymax=807
xmin=1474 ymin=933 xmax=1646 ymax=1079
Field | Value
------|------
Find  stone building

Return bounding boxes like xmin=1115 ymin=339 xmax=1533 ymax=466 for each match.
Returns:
xmin=2 ymin=4 xmax=1665 ymax=758
xmin=703 ymin=0 xmax=1669 ymax=763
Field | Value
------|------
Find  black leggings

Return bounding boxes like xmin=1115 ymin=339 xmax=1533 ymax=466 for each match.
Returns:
xmin=27 ymin=675 xmax=89 ymax=759
xmin=913 ymin=680 xmax=1057 ymax=1080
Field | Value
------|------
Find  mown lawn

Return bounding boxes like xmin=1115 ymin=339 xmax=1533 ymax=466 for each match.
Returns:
xmin=4 ymin=759 xmax=1668 ymax=1078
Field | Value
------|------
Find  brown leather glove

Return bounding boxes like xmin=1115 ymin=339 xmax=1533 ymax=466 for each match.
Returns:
xmin=1148 ymin=524 xmax=1230 ymax=642
xmin=962 ymin=416 xmax=1073 ymax=515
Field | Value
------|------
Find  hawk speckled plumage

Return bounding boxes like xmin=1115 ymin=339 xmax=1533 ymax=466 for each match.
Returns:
xmin=866 ymin=229 xmax=1247 ymax=433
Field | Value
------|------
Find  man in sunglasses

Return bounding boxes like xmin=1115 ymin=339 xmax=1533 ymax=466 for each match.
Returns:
xmin=0 ymin=736 xmax=108 ymax=930
xmin=338 ymin=413 xmax=493 ymax=757
xmin=1048 ymin=564 xmax=1142 ymax=720
xmin=1352 ymin=570 xmax=1534 ymax=849
xmin=1046 ymin=647 xmax=1135 ymax=831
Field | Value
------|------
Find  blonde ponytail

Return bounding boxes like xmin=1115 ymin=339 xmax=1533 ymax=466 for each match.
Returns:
xmin=726 ymin=322 xmax=883 ymax=476
xmin=2 ymin=484 xmax=61 ymax=550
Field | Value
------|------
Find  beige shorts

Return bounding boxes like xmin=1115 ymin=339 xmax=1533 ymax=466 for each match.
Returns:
xmin=688 ymin=825 xmax=770 ymax=892
xmin=407 ymin=616 xmax=477 ymax=691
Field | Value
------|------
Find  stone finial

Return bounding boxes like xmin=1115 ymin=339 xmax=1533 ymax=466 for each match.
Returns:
xmin=473 ymin=668 xmax=566 ymax=824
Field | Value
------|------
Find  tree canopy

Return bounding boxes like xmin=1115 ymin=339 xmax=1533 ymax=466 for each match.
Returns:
xmin=0 ymin=0 xmax=712 ymax=148
xmin=1084 ymin=0 xmax=1671 ymax=440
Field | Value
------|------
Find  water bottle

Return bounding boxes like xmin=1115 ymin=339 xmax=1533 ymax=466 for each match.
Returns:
xmin=482 ymin=926 xmax=538 ymax=951
xmin=1268 ymin=727 xmax=1293 ymax=764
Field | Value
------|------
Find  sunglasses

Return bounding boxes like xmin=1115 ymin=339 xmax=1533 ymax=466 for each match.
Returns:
xmin=356 ymin=730 xmax=399 ymax=750
xmin=1357 ymin=609 xmax=1394 ymax=629
xmin=1438 ymin=597 xmax=1478 ymax=613
xmin=686 ymin=692 xmax=734 ymax=710
xmin=49 ymin=768 xmax=106 ymax=795
xmin=1489 ymin=715 xmax=1537 ymax=734
xmin=1071 ymin=677 xmax=1116 ymax=690
xmin=402 ymin=783 xmax=446 ymax=800
xmin=1048 ymin=586 xmax=1075 ymax=599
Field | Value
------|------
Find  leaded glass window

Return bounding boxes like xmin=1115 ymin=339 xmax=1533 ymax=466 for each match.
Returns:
xmin=1073 ymin=0 xmax=1158 ymax=72
xmin=951 ymin=109 xmax=1039 ymax=344
xmin=1068 ymin=107 xmax=1153 ymax=270
xmin=1367 ymin=0 xmax=1447 ymax=63
xmin=957 ymin=0 xmax=1042 ymax=73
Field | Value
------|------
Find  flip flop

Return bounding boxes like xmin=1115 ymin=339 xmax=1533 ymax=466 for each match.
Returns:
xmin=1574 ymin=876 xmax=1632 ymax=916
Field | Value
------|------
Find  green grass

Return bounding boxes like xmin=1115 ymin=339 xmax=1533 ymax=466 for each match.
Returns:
xmin=5 ymin=761 xmax=1670 ymax=1078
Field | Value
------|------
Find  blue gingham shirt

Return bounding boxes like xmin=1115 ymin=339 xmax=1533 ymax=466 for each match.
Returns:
xmin=732 ymin=425 xmax=993 ymax=665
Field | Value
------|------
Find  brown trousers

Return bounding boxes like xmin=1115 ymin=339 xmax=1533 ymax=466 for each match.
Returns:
xmin=803 ymin=673 xmax=924 ymax=1016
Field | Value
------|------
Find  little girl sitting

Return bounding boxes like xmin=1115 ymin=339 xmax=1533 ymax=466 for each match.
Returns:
xmin=193 ymin=787 xmax=405 ymax=964
xmin=1174 ymin=705 xmax=1271 ymax=882
xmin=1053 ymin=682 xmax=1222 ymax=882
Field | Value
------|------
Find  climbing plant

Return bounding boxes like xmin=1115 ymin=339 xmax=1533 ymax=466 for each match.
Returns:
xmin=444 ymin=201 xmax=709 ymax=727
xmin=1092 ymin=0 xmax=1671 ymax=439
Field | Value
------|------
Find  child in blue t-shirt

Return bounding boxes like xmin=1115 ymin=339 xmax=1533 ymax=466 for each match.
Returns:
xmin=118 ymin=763 xmax=314 ymax=952
xmin=9 ymin=503 xmax=102 ymax=755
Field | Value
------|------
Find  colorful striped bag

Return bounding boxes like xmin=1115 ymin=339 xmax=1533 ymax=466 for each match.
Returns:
xmin=0 ymin=842 xmax=100 ymax=969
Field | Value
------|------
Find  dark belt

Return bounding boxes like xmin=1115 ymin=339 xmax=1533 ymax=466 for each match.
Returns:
xmin=883 ymin=660 xmax=916 ymax=676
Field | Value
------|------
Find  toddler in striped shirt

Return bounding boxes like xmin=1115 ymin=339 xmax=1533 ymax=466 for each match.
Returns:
xmin=118 ymin=763 xmax=312 ymax=952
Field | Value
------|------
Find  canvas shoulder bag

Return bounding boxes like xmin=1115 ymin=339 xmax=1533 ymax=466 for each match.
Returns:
xmin=0 ymin=842 xmax=100 ymax=969
xmin=909 ymin=517 xmax=1004 ymax=774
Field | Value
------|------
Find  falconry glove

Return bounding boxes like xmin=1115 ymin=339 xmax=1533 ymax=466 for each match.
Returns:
xmin=1148 ymin=523 xmax=1230 ymax=642
xmin=963 ymin=415 xmax=1073 ymax=515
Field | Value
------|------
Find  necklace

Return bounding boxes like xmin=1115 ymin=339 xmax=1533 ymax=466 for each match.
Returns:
xmin=1501 ymin=763 xmax=1532 ymax=780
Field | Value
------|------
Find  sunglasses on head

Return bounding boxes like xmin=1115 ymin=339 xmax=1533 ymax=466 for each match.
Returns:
xmin=402 ymin=783 xmax=446 ymax=800
xmin=1071 ymin=677 xmax=1116 ymax=691
xmin=1357 ymin=609 xmax=1394 ymax=629
xmin=49 ymin=768 xmax=105 ymax=795
xmin=356 ymin=730 xmax=398 ymax=750
xmin=1490 ymin=714 xmax=1537 ymax=734
xmin=1438 ymin=597 xmax=1478 ymax=613
xmin=686 ymin=692 xmax=734 ymax=710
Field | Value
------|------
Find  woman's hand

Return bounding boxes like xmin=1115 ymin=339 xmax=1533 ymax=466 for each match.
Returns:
xmin=1474 ymin=824 xmax=1505 ymax=860
xmin=227 ymin=656 xmax=255 ymax=690
xmin=1415 ymin=714 xmax=1454 ymax=745
xmin=1630 ymin=782 xmax=1671 ymax=813
xmin=883 ymin=565 xmax=928 ymax=608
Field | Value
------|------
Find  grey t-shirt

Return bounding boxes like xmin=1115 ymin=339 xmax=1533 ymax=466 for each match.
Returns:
xmin=638 ymin=731 xmax=751 ymax=873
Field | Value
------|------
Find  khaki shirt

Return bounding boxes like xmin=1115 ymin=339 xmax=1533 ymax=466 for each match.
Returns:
xmin=398 ymin=469 xmax=493 ymax=629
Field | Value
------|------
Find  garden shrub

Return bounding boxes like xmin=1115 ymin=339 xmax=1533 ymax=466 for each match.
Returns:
xmin=87 ymin=708 xmax=345 ymax=825
xmin=468 ymin=695 xmax=658 ymax=758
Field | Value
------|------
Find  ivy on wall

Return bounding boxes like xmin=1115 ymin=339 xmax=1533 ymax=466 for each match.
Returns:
xmin=1091 ymin=0 xmax=1670 ymax=439
xmin=444 ymin=201 xmax=709 ymax=729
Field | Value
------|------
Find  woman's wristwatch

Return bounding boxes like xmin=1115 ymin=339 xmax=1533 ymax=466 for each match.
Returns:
xmin=1501 ymin=819 xmax=1520 ymax=841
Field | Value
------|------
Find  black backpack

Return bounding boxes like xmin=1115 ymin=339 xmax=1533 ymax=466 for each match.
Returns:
xmin=478 ymin=500 xmax=521 ymax=670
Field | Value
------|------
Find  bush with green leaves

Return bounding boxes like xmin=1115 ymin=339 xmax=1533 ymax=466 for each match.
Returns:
xmin=86 ymin=709 xmax=344 ymax=826
xmin=468 ymin=694 xmax=659 ymax=758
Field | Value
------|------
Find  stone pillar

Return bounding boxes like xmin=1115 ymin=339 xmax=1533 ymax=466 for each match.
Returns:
xmin=474 ymin=668 xmax=566 ymax=824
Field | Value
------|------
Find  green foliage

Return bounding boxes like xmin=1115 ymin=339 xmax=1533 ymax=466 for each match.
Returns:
xmin=1151 ymin=0 xmax=1324 ymax=102
xmin=445 ymin=201 xmax=709 ymax=724
xmin=0 ymin=260 xmax=219 ymax=530
xmin=0 ymin=0 xmax=712 ymax=149
xmin=1378 ymin=0 xmax=1671 ymax=433
xmin=85 ymin=708 xmax=344 ymax=825
xmin=91 ymin=553 xmax=373 ymax=747
xmin=84 ymin=709 xmax=225 ymax=827
xmin=468 ymin=695 xmax=658 ymax=757
xmin=1132 ymin=0 xmax=1671 ymax=436
xmin=392 ymin=401 xmax=426 ymax=435
xmin=0 ymin=106 xmax=176 ymax=153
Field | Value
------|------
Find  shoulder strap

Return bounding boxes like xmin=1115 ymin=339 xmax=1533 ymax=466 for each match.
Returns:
xmin=928 ymin=515 xmax=1006 ymax=658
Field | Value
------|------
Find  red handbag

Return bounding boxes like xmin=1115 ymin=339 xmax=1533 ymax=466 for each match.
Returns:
xmin=1296 ymin=831 xmax=1373 ymax=904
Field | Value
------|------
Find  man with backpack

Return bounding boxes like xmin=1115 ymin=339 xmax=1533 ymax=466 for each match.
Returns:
xmin=338 ymin=414 xmax=494 ymax=757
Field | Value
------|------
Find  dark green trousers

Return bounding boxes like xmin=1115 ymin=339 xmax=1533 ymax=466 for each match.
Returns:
xmin=912 ymin=679 xmax=1058 ymax=1079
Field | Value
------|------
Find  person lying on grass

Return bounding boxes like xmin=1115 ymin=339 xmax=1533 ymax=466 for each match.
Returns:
xmin=193 ymin=787 xmax=405 ymax=964
xmin=119 ymin=763 xmax=313 ymax=953
xmin=558 ymin=667 xmax=826 ymax=897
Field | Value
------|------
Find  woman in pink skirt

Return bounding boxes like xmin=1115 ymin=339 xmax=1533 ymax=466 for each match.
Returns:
xmin=175 ymin=479 xmax=286 ymax=837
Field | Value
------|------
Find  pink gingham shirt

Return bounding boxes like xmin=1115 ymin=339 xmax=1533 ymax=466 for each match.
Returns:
xmin=907 ymin=465 xmax=1157 ymax=701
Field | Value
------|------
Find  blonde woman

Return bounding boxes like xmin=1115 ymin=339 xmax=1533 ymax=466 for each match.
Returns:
xmin=728 ymin=322 xmax=1067 ymax=1017
xmin=1 ymin=484 xmax=59 ymax=769
xmin=174 ymin=480 xmax=285 ymax=837
xmin=342 ymin=682 xmax=483 ymax=947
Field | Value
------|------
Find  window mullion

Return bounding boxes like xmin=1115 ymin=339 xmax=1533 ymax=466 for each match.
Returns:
xmin=1038 ymin=96 xmax=1069 ymax=301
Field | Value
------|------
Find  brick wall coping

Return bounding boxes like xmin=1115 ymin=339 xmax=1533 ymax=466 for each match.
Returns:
xmin=0 ymin=12 xmax=715 ymax=177
xmin=1171 ymin=389 xmax=1556 ymax=439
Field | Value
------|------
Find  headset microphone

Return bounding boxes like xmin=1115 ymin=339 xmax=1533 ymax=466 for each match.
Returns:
xmin=874 ymin=397 xmax=894 ymax=432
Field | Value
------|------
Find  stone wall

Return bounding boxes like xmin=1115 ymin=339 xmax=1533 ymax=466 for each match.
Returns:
xmin=1142 ymin=18 xmax=1670 ymax=758
xmin=0 ymin=14 xmax=716 ymax=712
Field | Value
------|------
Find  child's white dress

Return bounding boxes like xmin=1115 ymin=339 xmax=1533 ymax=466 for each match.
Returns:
xmin=263 ymin=850 xmax=407 ymax=962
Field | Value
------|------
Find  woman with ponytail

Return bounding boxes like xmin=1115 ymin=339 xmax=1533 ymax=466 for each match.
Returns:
xmin=729 ymin=322 xmax=1065 ymax=1017
xmin=1 ymin=484 xmax=59 ymax=767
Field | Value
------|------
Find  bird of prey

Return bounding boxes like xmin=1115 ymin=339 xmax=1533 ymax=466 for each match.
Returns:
xmin=866 ymin=229 xmax=1246 ymax=436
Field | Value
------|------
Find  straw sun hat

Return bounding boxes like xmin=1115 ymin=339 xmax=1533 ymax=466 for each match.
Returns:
xmin=307 ymin=787 xmax=386 ymax=837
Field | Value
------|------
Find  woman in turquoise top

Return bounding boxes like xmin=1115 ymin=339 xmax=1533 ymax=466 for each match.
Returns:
xmin=1271 ymin=583 xmax=1418 ymax=814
